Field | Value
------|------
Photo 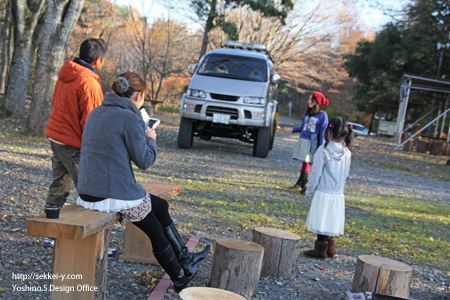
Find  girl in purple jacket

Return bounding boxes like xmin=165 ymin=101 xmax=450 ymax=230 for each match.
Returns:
xmin=284 ymin=91 xmax=329 ymax=194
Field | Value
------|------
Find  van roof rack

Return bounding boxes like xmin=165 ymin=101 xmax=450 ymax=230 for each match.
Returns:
xmin=222 ymin=41 xmax=272 ymax=60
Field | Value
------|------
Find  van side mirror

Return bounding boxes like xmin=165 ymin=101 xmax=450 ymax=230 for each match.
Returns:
xmin=188 ymin=64 xmax=198 ymax=75
xmin=271 ymin=73 xmax=281 ymax=84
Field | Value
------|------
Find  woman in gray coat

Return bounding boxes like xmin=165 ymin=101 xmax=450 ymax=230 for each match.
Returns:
xmin=76 ymin=72 xmax=210 ymax=292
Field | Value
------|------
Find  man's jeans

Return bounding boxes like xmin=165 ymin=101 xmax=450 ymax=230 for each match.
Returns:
xmin=46 ymin=141 xmax=80 ymax=207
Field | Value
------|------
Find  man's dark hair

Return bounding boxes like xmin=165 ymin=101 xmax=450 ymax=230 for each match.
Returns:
xmin=79 ymin=38 xmax=108 ymax=64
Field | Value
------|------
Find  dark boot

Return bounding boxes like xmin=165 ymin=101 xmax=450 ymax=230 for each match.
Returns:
xmin=327 ymin=237 xmax=339 ymax=258
xmin=153 ymin=244 xmax=194 ymax=293
xmin=289 ymin=172 xmax=304 ymax=189
xmin=163 ymin=223 xmax=211 ymax=277
xmin=299 ymin=171 xmax=309 ymax=194
xmin=303 ymin=240 xmax=328 ymax=259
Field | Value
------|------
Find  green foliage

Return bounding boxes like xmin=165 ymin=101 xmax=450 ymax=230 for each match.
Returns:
xmin=277 ymin=79 xmax=292 ymax=98
xmin=179 ymin=85 xmax=189 ymax=96
xmin=325 ymin=105 xmax=338 ymax=119
xmin=220 ymin=21 xmax=239 ymax=40
xmin=343 ymin=0 xmax=450 ymax=115
xmin=191 ymin=0 xmax=294 ymax=38
xmin=157 ymin=105 xmax=179 ymax=113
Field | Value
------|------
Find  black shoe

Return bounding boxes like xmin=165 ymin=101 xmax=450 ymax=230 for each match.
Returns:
xmin=153 ymin=244 xmax=195 ymax=293
xmin=289 ymin=172 xmax=303 ymax=189
xmin=299 ymin=171 xmax=309 ymax=194
xmin=163 ymin=223 xmax=211 ymax=277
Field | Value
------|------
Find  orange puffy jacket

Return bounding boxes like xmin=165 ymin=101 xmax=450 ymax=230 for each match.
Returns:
xmin=44 ymin=60 xmax=104 ymax=149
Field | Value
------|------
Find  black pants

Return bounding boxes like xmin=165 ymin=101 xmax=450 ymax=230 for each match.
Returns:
xmin=132 ymin=194 xmax=173 ymax=252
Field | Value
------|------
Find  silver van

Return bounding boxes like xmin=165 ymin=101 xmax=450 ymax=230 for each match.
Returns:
xmin=178 ymin=41 xmax=280 ymax=158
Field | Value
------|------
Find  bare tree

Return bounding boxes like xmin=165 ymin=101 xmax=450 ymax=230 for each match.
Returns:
xmin=147 ymin=19 xmax=197 ymax=102
xmin=27 ymin=0 xmax=86 ymax=136
xmin=3 ymin=0 xmax=46 ymax=117
xmin=216 ymin=0 xmax=370 ymax=90
xmin=123 ymin=5 xmax=198 ymax=103
xmin=0 ymin=0 xmax=12 ymax=94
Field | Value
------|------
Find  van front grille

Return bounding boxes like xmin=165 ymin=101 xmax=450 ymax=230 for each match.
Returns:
xmin=206 ymin=106 xmax=239 ymax=120
xmin=210 ymin=93 xmax=239 ymax=102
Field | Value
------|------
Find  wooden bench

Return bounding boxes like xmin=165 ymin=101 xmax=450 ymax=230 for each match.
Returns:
xmin=26 ymin=182 xmax=181 ymax=300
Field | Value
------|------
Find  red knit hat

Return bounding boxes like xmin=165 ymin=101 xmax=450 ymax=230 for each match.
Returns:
xmin=311 ymin=91 xmax=329 ymax=107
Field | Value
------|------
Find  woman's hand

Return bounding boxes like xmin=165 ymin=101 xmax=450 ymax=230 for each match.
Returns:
xmin=145 ymin=128 xmax=157 ymax=140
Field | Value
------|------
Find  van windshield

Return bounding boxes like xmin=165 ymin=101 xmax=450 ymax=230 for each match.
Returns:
xmin=197 ymin=54 xmax=267 ymax=82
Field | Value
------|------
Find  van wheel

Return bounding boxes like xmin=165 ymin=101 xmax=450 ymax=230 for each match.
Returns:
xmin=269 ymin=119 xmax=277 ymax=151
xmin=253 ymin=126 xmax=270 ymax=158
xmin=178 ymin=117 xmax=194 ymax=149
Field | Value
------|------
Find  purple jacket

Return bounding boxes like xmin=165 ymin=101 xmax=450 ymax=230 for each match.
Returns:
xmin=292 ymin=111 xmax=328 ymax=146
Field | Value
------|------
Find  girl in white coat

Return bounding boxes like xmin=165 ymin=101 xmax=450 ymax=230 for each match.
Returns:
xmin=303 ymin=116 xmax=354 ymax=258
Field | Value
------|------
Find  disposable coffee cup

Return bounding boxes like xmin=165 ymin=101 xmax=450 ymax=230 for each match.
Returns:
xmin=45 ymin=205 xmax=61 ymax=219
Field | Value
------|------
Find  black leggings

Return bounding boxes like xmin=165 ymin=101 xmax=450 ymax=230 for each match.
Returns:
xmin=131 ymin=194 xmax=173 ymax=252
xmin=317 ymin=234 xmax=330 ymax=242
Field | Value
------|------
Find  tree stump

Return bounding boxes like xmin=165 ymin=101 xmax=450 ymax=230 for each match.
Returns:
xmin=252 ymin=227 xmax=301 ymax=279
xmin=351 ymin=255 xmax=412 ymax=298
xmin=178 ymin=287 xmax=246 ymax=300
xmin=207 ymin=238 xmax=264 ymax=297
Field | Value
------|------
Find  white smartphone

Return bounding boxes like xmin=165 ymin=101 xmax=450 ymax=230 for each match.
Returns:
xmin=141 ymin=108 xmax=160 ymax=131
xmin=146 ymin=118 xmax=160 ymax=131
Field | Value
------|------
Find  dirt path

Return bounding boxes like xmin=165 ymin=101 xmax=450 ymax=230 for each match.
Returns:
xmin=0 ymin=114 xmax=448 ymax=300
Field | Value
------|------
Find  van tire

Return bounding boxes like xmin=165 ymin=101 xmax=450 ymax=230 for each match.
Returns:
xmin=253 ymin=126 xmax=270 ymax=158
xmin=178 ymin=117 xmax=194 ymax=149
xmin=269 ymin=119 xmax=277 ymax=151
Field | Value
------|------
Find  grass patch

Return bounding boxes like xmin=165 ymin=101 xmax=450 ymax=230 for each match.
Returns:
xmin=343 ymin=194 xmax=449 ymax=269
xmin=153 ymin=173 xmax=450 ymax=270
xmin=354 ymin=136 xmax=450 ymax=182
xmin=157 ymin=105 xmax=179 ymax=113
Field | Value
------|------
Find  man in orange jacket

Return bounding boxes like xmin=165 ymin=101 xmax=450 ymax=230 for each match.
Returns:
xmin=44 ymin=38 xmax=107 ymax=220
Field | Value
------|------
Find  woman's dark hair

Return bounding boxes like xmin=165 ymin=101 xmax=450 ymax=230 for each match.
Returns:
xmin=111 ymin=72 xmax=148 ymax=98
xmin=79 ymin=38 xmax=108 ymax=63
xmin=324 ymin=116 xmax=354 ymax=151
xmin=306 ymin=95 xmax=320 ymax=116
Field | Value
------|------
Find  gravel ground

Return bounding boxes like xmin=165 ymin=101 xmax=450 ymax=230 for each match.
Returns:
xmin=0 ymin=113 xmax=449 ymax=300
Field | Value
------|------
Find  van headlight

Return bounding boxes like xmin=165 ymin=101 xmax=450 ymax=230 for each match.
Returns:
xmin=187 ymin=89 xmax=206 ymax=98
xmin=243 ymin=97 xmax=265 ymax=105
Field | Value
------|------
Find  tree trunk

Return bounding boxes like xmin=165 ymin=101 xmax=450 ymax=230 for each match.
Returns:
xmin=351 ymin=255 xmax=412 ymax=298
xmin=207 ymin=238 xmax=264 ymax=298
xmin=4 ymin=0 xmax=46 ymax=117
xmin=27 ymin=0 xmax=86 ymax=136
xmin=199 ymin=0 xmax=217 ymax=60
xmin=251 ymin=227 xmax=301 ymax=280
xmin=0 ymin=0 xmax=11 ymax=94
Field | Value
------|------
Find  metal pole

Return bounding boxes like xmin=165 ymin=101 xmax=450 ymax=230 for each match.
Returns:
xmin=395 ymin=80 xmax=411 ymax=144
xmin=448 ymin=118 xmax=450 ymax=142
xmin=437 ymin=47 xmax=445 ymax=78
xmin=434 ymin=101 xmax=442 ymax=138
xmin=393 ymin=107 xmax=450 ymax=151
xmin=440 ymin=96 xmax=449 ymax=139
xmin=402 ymin=107 xmax=438 ymax=133
xmin=395 ymin=83 xmax=405 ymax=143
